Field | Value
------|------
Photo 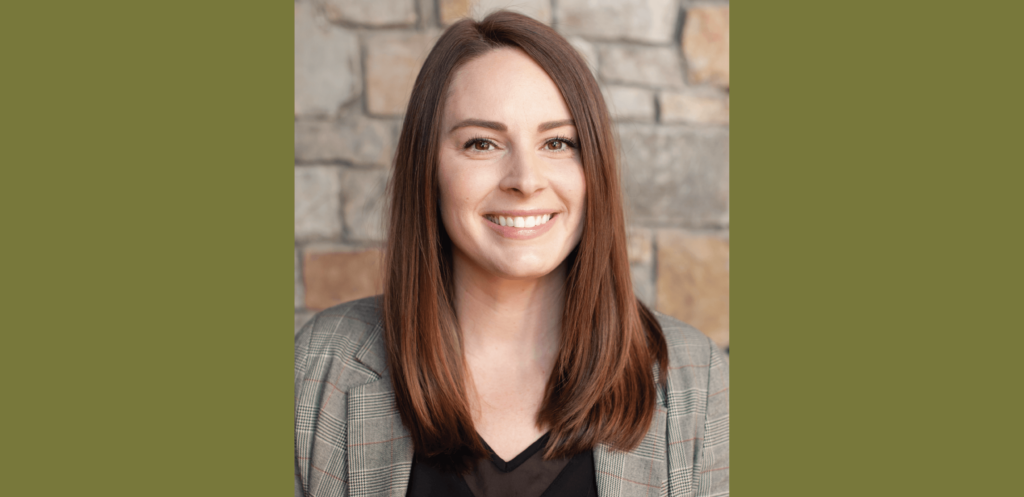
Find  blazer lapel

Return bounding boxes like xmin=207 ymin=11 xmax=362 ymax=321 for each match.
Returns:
xmin=346 ymin=324 xmax=414 ymax=497
xmin=594 ymin=368 xmax=669 ymax=497
xmin=346 ymin=378 xmax=414 ymax=497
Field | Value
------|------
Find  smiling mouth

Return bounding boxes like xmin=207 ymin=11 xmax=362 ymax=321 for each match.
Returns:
xmin=484 ymin=213 xmax=556 ymax=228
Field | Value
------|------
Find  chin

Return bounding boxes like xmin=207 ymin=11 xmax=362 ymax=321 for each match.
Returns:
xmin=486 ymin=257 xmax=561 ymax=281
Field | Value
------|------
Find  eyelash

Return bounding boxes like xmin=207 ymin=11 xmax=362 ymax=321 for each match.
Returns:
xmin=462 ymin=135 xmax=579 ymax=152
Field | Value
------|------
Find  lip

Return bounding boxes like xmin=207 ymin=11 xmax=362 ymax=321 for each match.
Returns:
xmin=483 ymin=211 xmax=559 ymax=240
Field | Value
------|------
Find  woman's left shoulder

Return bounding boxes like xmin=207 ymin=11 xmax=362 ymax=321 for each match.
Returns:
xmin=652 ymin=311 xmax=728 ymax=365
xmin=651 ymin=311 xmax=729 ymax=394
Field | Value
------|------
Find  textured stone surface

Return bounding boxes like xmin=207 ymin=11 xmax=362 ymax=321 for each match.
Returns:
xmin=295 ymin=248 xmax=304 ymax=309
xmin=603 ymin=85 xmax=655 ymax=122
xmin=303 ymin=248 xmax=384 ymax=311
xmin=567 ymin=36 xmax=598 ymax=76
xmin=295 ymin=165 xmax=342 ymax=241
xmin=556 ymin=0 xmax=677 ymax=43
xmin=322 ymin=0 xmax=417 ymax=27
xmin=660 ymin=91 xmax=729 ymax=125
xmin=598 ymin=45 xmax=685 ymax=88
xmin=682 ymin=6 xmax=729 ymax=87
xmin=295 ymin=2 xmax=360 ymax=116
xmin=440 ymin=0 xmax=552 ymax=25
xmin=365 ymin=31 xmax=439 ymax=116
xmin=627 ymin=228 xmax=653 ymax=264
xmin=656 ymin=230 xmax=729 ymax=348
xmin=339 ymin=167 xmax=389 ymax=242
xmin=439 ymin=0 xmax=473 ymax=23
xmin=617 ymin=124 xmax=729 ymax=228
xmin=295 ymin=108 xmax=401 ymax=167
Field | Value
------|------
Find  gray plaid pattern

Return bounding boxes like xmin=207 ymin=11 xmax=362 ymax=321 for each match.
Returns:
xmin=296 ymin=296 xmax=729 ymax=496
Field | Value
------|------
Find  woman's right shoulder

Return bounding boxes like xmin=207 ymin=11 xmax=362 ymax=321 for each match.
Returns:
xmin=294 ymin=295 xmax=385 ymax=381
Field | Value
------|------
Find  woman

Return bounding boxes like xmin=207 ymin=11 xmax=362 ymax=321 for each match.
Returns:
xmin=295 ymin=11 xmax=728 ymax=497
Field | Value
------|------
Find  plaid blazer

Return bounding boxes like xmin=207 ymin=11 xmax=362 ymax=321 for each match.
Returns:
xmin=295 ymin=296 xmax=729 ymax=497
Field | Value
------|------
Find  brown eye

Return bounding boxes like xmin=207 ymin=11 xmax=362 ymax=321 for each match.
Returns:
xmin=545 ymin=137 xmax=578 ymax=152
xmin=464 ymin=138 xmax=496 ymax=151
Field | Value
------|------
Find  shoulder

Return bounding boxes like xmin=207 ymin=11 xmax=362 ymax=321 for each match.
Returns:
xmin=294 ymin=296 xmax=387 ymax=387
xmin=652 ymin=310 xmax=726 ymax=368
xmin=294 ymin=297 xmax=388 ymax=494
xmin=651 ymin=310 xmax=729 ymax=395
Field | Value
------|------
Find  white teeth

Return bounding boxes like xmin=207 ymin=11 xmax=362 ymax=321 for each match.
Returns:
xmin=488 ymin=213 xmax=555 ymax=227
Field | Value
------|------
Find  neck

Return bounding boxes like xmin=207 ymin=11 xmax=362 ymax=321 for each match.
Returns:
xmin=451 ymin=250 xmax=566 ymax=361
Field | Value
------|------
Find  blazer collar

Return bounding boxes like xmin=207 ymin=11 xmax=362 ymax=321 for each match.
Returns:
xmin=353 ymin=315 xmax=388 ymax=377
xmin=346 ymin=323 xmax=668 ymax=496
xmin=345 ymin=319 xmax=414 ymax=497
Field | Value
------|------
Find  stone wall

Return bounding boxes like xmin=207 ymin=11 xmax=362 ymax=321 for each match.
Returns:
xmin=295 ymin=0 xmax=730 ymax=348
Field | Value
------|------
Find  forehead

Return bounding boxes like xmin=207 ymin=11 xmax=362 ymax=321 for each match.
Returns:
xmin=444 ymin=48 xmax=572 ymax=127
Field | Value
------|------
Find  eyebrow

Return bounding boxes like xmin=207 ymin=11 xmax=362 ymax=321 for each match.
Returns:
xmin=448 ymin=118 xmax=576 ymax=134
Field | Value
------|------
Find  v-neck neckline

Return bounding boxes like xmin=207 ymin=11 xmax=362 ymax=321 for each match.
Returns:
xmin=479 ymin=432 xmax=551 ymax=472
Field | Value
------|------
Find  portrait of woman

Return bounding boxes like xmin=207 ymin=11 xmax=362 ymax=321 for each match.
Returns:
xmin=295 ymin=10 xmax=729 ymax=497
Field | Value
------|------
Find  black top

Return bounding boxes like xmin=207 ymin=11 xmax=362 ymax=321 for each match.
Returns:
xmin=405 ymin=433 xmax=598 ymax=497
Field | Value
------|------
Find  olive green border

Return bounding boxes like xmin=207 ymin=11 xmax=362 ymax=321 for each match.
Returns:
xmin=3 ymin=1 xmax=293 ymax=495
xmin=6 ymin=1 xmax=1023 ymax=495
xmin=735 ymin=1 xmax=1022 ymax=495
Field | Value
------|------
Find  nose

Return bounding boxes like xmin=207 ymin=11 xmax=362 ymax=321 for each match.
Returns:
xmin=499 ymin=147 xmax=547 ymax=196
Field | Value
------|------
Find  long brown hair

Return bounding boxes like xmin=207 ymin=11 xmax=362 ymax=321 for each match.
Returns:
xmin=383 ymin=11 xmax=668 ymax=466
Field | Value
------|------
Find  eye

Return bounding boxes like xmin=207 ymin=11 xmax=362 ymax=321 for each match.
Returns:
xmin=463 ymin=137 xmax=496 ymax=152
xmin=545 ymin=136 xmax=579 ymax=152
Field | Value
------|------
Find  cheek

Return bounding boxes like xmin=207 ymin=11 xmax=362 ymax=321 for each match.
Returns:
xmin=566 ymin=165 xmax=587 ymax=237
xmin=437 ymin=159 xmax=487 ymax=227
xmin=556 ymin=163 xmax=587 ymax=210
xmin=437 ymin=153 xmax=464 ymax=203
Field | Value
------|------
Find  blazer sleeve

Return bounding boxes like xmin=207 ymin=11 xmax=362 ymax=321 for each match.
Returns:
xmin=295 ymin=457 xmax=306 ymax=497
xmin=694 ymin=340 xmax=729 ymax=496
xmin=294 ymin=317 xmax=315 ymax=497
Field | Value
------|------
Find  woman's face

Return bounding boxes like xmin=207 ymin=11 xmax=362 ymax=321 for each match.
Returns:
xmin=437 ymin=48 xmax=586 ymax=281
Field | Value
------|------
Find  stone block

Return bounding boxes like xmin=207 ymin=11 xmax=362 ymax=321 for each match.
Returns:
xmin=567 ymin=36 xmax=598 ymax=76
xmin=627 ymin=228 xmax=653 ymax=264
xmin=603 ymin=85 xmax=655 ymax=122
xmin=295 ymin=108 xmax=401 ymax=167
xmin=439 ymin=0 xmax=473 ymax=23
xmin=682 ymin=6 xmax=729 ymax=87
xmin=556 ymin=0 xmax=677 ymax=44
xmin=295 ymin=2 xmax=361 ymax=116
xmin=295 ymin=165 xmax=342 ymax=242
xmin=440 ymin=0 xmax=552 ymax=25
xmin=660 ymin=91 xmax=729 ymax=125
xmin=598 ymin=45 xmax=685 ymax=89
xmin=339 ymin=167 xmax=389 ymax=242
xmin=617 ymin=124 xmax=729 ymax=228
xmin=303 ymin=248 xmax=384 ymax=311
xmin=295 ymin=248 xmax=304 ymax=309
xmin=656 ymin=230 xmax=729 ymax=348
xmin=296 ymin=310 xmax=315 ymax=335
xmin=322 ymin=0 xmax=417 ymax=27
xmin=365 ymin=31 xmax=440 ymax=116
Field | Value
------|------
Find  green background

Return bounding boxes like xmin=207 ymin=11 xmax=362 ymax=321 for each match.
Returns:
xmin=2 ymin=1 xmax=1021 ymax=495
